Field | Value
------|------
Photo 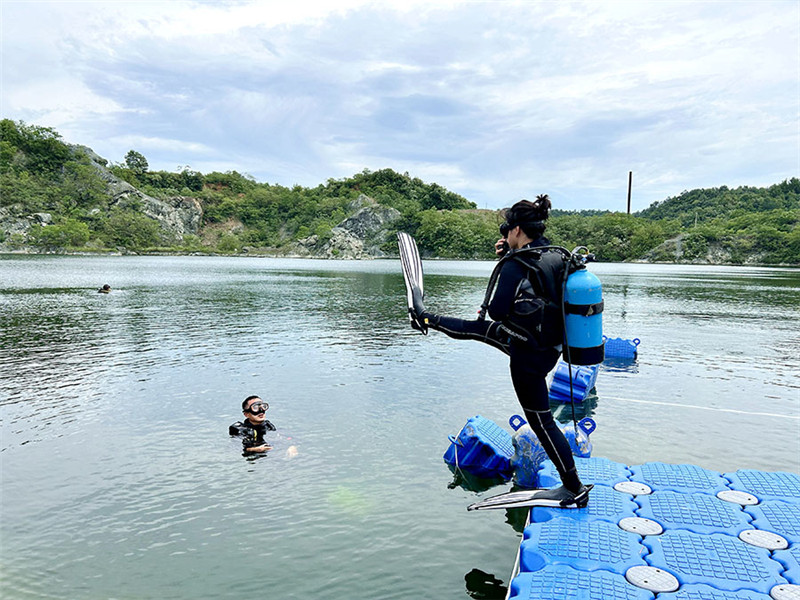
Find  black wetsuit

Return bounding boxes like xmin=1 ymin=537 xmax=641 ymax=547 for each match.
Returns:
xmin=229 ymin=419 xmax=276 ymax=451
xmin=426 ymin=238 xmax=583 ymax=493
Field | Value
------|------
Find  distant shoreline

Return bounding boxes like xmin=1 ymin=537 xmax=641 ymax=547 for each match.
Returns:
xmin=2 ymin=250 xmax=798 ymax=268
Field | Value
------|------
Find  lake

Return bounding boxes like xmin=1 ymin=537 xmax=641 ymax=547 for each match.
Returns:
xmin=1 ymin=255 xmax=798 ymax=599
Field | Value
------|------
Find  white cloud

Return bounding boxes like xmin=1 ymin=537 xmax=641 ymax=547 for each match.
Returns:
xmin=1 ymin=0 xmax=797 ymax=211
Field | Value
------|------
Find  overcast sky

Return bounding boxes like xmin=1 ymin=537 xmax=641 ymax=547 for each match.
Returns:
xmin=1 ymin=1 xmax=798 ymax=211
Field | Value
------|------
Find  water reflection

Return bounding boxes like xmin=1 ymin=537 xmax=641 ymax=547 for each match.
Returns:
xmin=446 ymin=466 xmax=508 ymax=494
xmin=1 ymin=256 xmax=799 ymax=600
xmin=600 ymin=357 xmax=640 ymax=373
xmin=464 ymin=568 xmax=508 ymax=599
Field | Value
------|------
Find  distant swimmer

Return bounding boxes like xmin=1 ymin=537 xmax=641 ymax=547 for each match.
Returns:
xmin=98 ymin=284 xmax=111 ymax=293
xmin=229 ymin=395 xmax=275 ymax=453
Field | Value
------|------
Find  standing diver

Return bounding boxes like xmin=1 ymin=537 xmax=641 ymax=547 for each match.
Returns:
xmin=405 ymin=195 xmax=592 ymax=508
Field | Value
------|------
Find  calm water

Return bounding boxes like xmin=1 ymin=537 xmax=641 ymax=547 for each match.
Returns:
xmin=1 ymin=255 xmax=798 ymax=599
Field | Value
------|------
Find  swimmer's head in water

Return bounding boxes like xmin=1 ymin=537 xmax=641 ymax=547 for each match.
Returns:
xmin=242 ymin=395 xmax=269 ymax=423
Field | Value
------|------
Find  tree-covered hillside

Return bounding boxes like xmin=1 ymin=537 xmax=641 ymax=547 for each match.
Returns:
xmin=1 ymin=119 xmax=798 ymax=264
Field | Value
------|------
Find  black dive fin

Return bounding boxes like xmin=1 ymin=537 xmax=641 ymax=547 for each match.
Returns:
xmin=397 ymin=232 xmax=427 ymax=334
xmin=467 ymin=484 xmax=593 ymax=511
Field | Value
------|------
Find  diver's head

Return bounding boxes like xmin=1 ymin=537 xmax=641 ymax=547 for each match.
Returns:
xmin=242 ymin=395 xmax=269 ymax=424
xmin=500 ymin=195 xmax=551 ymax=248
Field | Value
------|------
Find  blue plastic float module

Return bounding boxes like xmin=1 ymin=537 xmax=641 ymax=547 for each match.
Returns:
xmin=656 ymin=583 xmax=774 ymax=599
xmin=442 ymin=415 xmax=514 ymax=478
xmin=603 ymin=336 xmax=640 ymax=359
xmin=745 ymin=500 xmax=800 ymax=543
xmin=774 ymin=544 xmax=800 ymax=584
xmin=508 ymin=564 xmax=654 ymax=600
xmin=520 ymin=517 xmax=647 ymax=574
xmin=629 ymin=462 xmax=729 ymax=494
xmin=530 ymin=483 xmax=638 ymax=525
xmin=509 ymin=458 xmax=800 ymax=597
xmin=636 ymin=490 xmax=752 ymax=536
xmin=538 ymin=455 xmax=632 ymax=489
xmin=642 ymin=530 xmax=786 ymax=593
xmin=727 ymin=469 xmax=800 ymax=503
xmin=548 ymin=361 xmax=599 ymax=403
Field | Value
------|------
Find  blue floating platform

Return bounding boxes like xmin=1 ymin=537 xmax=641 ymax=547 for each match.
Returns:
xmin=636 ymin=490 xmax=752 ymax=535
xmin=538 ymin=456 xmax=631 ymax=488
xmin=656 ymin=583 xmax=772 ymax=599
xmin=442 ymin=415 xmax=513 ymax=479
xmin=774 ymin=545 xmax=800 ymax=584
xmin=603 ymin=336 xmax=640 ymax=359
xmin=630 ymin=462 xmax=728 ymax=494
xmin=508 ymin=564 xmax=654 ymax=600
xmin=530 ymin=484 xmax=638 ymax=525
xmin=745 ymin=500 xmax=800 ymax=544
xmin=507 ymin=460 xmax=798 ymax=599
xmin=642 ymin=530 xmax=786 ymax=593
xmin=726 ymin=469 xmax=800 ymax=503
xmin=549 ymin=361 xmax=599 ymax=403
xmin=520 ymin=518 xmax=646 ymax=575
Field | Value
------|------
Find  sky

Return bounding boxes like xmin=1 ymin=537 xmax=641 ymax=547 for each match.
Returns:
xmin=1 ymin=0 xmax=798 ymax=212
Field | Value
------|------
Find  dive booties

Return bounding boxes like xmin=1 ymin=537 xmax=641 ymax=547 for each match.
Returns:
xmin=526 ymin=483 xmax=594 ymax=508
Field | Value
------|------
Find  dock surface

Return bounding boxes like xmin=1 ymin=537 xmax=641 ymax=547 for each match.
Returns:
xmin=507 ymin=457 xmax=800 ymax=599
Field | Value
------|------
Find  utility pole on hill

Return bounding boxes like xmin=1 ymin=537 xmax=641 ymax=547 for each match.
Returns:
xmin=627 ymin=171 xmax=633 ymax=214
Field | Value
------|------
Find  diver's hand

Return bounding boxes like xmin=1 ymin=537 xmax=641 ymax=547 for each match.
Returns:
xmin=246 ymin=444 xmax=272 ymax=453
xmin=495 ymin=238 xmax=509 ymax=257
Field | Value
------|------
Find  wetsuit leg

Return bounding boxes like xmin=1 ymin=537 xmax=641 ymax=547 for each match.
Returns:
xmin=508 ymin=347 xmax=583 ymax=493
xmin=427 ymin=315 xmax=511 ymax=355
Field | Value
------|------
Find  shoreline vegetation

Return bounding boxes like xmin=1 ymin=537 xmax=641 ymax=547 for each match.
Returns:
xmin=1 ymin=119 xmax=798 ymax=265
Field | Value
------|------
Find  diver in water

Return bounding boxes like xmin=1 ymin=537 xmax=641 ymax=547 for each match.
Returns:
xmin=229 ymin=395 xmax=276 ymax=453
xmin=408 ymin=195 xmax=591 ymax=508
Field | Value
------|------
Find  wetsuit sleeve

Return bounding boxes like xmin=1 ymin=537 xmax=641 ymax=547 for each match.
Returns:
xmin=487 ymin=260 xmax=527 ymax=322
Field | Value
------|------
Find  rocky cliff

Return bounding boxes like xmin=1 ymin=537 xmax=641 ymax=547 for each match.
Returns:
xmin=293 ymin=194 xmax=401 ymax=259
xmin=0 ymin=145 xmax=203 ymax=250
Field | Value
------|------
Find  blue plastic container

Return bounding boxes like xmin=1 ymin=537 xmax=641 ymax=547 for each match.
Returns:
xmin=561 ymin=417 xmax=596 ymax=458
xmin=508 ymin=414 xmax=547 ymax=489
xmin=564 ymin=267 xmax=604 ymax=365
xmin=603 ymin=336 xmax=640 ymax=359
xmin=443 ymin=415 xmax=514 ymax=479
xmin=548 ymin=361 xmax=599 ymax=403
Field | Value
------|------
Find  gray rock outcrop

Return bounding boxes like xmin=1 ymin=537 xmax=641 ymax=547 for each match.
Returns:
xmin=295 ymin=194 xmax=401 ymax=259
xmin=0 ymin=145 xmax=203 ymax=250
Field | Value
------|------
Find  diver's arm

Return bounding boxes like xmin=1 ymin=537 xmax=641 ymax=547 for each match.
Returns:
xmin=244 ymin=444 xmax=272 ymax=453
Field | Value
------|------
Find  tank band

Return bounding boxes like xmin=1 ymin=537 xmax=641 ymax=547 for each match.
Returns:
xmin=565 ymin=343 xmax=605 ymax=366
xmin=564 ymin=300 xmax=604 ymax=316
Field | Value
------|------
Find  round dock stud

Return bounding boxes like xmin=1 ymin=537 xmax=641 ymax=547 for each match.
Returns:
xmin=619 ymin=517 xmax=663 ymax=536
xmin=614 ymin=481 xmax=652 ymax=495
xmin=738 ymin=529 xmax=789 ymax=550
xmin=717 ymin=490 xmax=759 ymax=505
xmin=625 ymin=566 xmax=679 ymax=593
xmin=771 ymin=583 xmax=800 ymax=600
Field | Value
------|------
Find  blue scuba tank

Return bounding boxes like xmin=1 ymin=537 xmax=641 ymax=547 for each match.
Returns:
xmin=564 ymin=266 xmax=604 ymax=365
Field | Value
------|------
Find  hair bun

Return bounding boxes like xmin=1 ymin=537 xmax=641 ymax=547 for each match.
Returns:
xmin=532 ymin=194 xmax=551 ymax=219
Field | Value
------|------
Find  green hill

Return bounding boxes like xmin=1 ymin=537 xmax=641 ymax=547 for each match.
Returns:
xmin=1 ymin=119 xmax=798 ymax=264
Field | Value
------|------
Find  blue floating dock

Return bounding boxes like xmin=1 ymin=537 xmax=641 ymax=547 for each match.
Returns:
xmin=548 ymin=361 xmax=599 ymax=403
xmin=505 ymin=459 xmax=800 ymax=599
xmin=443 ymin=415 xmax=514 ymax=479
xmin=603 ymin=336 xmax=640 ymax=359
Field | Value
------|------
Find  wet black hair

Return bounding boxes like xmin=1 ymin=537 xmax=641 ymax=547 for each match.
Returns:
xmin=502 ymin=194 xmax=551 ymax=239
xmin=242 ymin=395 xmax=260 ymax=410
